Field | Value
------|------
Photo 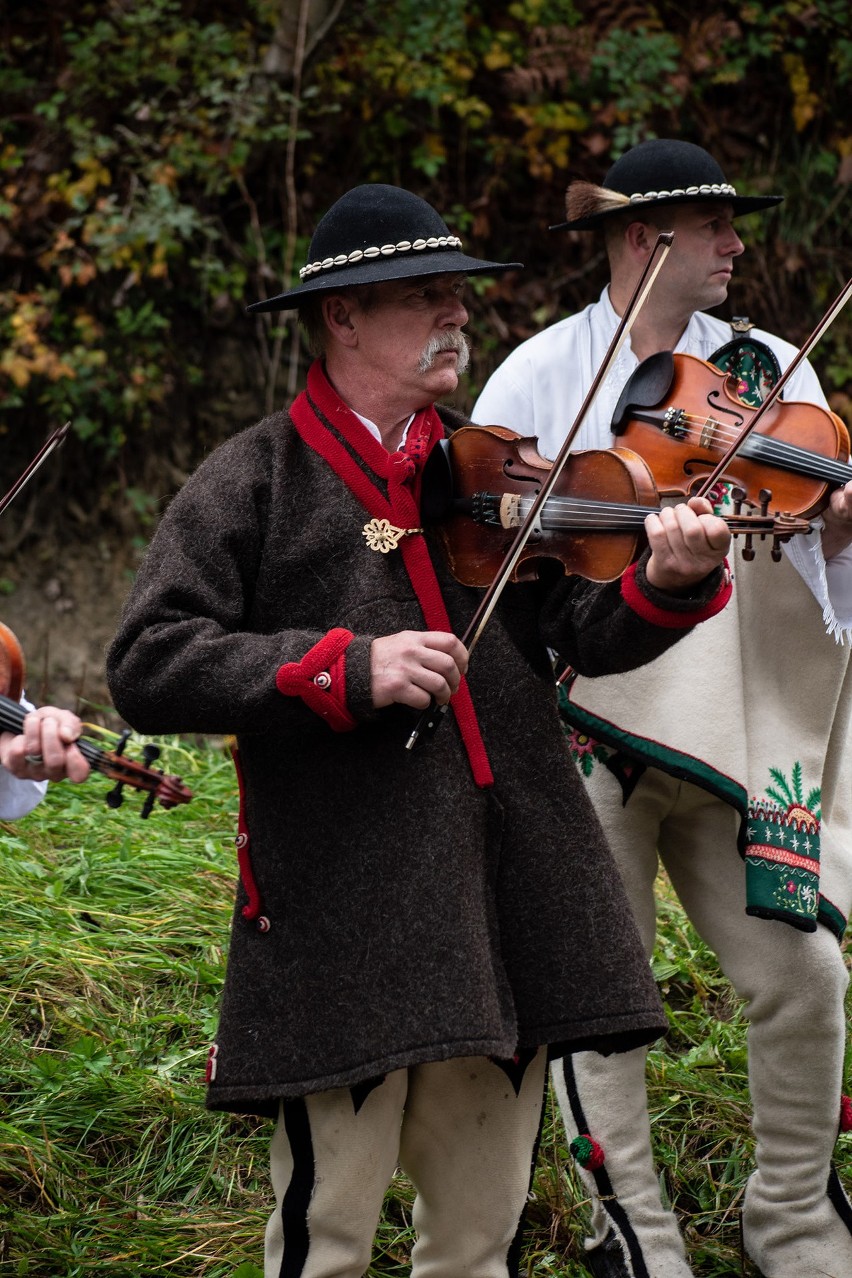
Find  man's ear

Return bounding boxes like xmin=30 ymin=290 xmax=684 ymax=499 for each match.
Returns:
xmin=322 ymin=293 xmax=359 ymax=347
xmin=624 ymin=219 xmax=661 ymax=257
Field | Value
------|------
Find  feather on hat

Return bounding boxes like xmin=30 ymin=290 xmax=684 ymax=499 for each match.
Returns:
xmin=551 ymin=139 xmax=782 ymax=232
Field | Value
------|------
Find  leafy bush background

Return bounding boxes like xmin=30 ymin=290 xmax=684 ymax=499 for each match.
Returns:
xmin=3 ymin=0 xmax=850 ymax=545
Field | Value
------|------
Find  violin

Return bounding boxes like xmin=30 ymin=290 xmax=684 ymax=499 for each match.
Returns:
xmin=612 ymin=351 xmax=852 ymax=518
xmin=422 ymin=425 xmax=812 ymax=585
xmin=0 ymin=622 xmax=192 ymax=817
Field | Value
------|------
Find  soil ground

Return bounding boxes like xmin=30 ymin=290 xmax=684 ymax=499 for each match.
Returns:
xmin=1 ymin=539 xmax=136 ymax=723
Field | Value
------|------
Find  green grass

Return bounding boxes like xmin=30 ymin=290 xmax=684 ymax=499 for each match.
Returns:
xmin=1 ymin=740 xmax=849 ymax=1277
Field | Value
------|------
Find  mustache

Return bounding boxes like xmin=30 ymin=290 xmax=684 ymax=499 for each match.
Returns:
xmin=418 ymin=329 xmax=471 ymax=375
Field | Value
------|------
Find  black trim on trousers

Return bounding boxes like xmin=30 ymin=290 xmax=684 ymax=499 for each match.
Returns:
xmin=559 ymin=1055 xmax=650 ymax=1278
xmin=277 ymin=1097 xmax=315 ymax=1278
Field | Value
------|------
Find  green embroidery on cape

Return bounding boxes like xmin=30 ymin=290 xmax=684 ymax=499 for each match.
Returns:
xmin=562 ymin=687 xmax=844 ymax=935
xmin=745 ymin=765 xmax=821 ymax=926
xmin=560 ymin=691 xmax=746 ymax=814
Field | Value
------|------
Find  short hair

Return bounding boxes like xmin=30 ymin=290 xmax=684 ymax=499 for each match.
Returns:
xmin=298 ymin=284 xmax=385 ymax=356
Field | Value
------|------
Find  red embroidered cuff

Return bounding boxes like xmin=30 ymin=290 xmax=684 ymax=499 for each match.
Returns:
xmin=276 ymin=628 xmax=357 ymax=732
xmin=621 ymin=560 xmax=733 ymax=629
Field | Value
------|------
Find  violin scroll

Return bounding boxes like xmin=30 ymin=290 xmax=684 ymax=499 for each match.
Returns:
xmin=724 ymin=486 xmax=813 ymax=562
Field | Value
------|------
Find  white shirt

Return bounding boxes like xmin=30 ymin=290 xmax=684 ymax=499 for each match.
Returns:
xmin=473 ymin=287 xmax=852 ymax=639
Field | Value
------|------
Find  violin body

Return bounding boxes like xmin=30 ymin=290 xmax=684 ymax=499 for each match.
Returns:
xmin=0 ymin=621 xmax=24 ymax=702
xmin=612 ymin=351 xmax=852 ymax=518
xmin=422 ymin=424 xmax=812 ymax=587
xmin=424 ymin=425 xmax=661 ymax=584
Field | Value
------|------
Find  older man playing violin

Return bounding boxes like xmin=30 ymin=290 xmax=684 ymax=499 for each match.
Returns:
xmin=475 ymin=139 xmax=852 ymax=1278
xmin=106 ymin=183 xmax=733 ymax=1278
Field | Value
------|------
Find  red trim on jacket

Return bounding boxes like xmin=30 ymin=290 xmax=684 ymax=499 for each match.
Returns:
xmin=620 ymin=560 xmax=732 ymax=629
xmin=276 ymin=627 xmax=357 ymax=732
xmin=288 ymin=362 xmax=494 ymax=787
xmin=231 ymin=744 xmax=265 ymax=923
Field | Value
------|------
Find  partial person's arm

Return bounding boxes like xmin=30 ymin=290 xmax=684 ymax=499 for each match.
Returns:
xmin=0 ymin=697 xmax=89 ymax=819
xmin=107 ymin=430 xmax=468 ymax=738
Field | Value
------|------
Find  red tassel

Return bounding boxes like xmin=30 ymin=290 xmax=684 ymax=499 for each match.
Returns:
xmin=840 ymin=1094 xmax=852 ymax=1132
xmin=570 ymin=1133 xmax=606 ymax=1170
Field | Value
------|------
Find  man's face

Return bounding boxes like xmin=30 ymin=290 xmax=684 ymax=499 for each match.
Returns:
xmin=347 ymin=273 xmax=471 ymax=407
xmin=646 ymin=202 xmax=746 ymax=312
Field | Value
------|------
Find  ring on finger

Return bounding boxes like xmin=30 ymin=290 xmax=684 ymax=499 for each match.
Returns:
xmin=24 ymin=753 xmax=44 ymax=766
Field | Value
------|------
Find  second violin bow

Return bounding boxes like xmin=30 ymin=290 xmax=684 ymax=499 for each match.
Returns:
xmin=406 ymin=231 xmax=675 ymax=750
xmin=0 ymin=422 xmax=72 ymax=519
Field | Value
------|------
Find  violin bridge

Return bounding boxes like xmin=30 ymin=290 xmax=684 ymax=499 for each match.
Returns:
xmin=499 ymin=493 xmax=543 ymax=537
xmin=699 ymin=415 xmax=721 ymax=450
xmin=500 ymin=494 xmax=522 ymax=527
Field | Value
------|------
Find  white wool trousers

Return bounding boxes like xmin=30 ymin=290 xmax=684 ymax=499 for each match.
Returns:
xmin=264 ymin=1048 xmax=548 ymax=1278
xmin=553 ymin=765 xmax=852 ymax=1278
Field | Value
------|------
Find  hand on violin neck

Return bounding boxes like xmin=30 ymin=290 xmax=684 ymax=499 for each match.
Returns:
xmin=644 ymin=496 xmax=731 ymax=594
xmin=820 ymin=481 xmax=852 ymax=560
xmin=370 ymin=630 xmax=469 ymax=711
xmin=0 ymin=707 xmax=91 ymax=784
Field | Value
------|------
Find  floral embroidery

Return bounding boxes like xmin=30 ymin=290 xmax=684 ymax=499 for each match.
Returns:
xmin=566 ymin=727 xmax=613 ymax=776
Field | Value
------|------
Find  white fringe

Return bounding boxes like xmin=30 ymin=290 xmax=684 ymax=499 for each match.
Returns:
xmin=787 ymin=518 xmax=852 ymax=646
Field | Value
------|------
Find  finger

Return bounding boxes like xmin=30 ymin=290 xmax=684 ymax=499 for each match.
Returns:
xmin=416 ymin=645 xmax=466 ymax=693
xmin=686 ymin=495 xmax=715 ymax=517
xmin=421 ymin=631 xmax=469 ymax=675
xmin=35 ymin=717 xmax=76 ymax=782
xmin=21 ymin=709 xmax=45 ymax=760
xmin=63 ymin=743 xmax=91 ymax=784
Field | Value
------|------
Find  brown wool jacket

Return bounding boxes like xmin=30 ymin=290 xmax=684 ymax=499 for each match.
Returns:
xmin=106 ymin=401 xmax=726 ymax=1116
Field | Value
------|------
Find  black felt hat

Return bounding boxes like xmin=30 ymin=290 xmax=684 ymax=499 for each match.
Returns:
xmin=247 ymin=184 xmax=522 ymax=313
xmin=551 ymin=139 xmax=783 ymax=231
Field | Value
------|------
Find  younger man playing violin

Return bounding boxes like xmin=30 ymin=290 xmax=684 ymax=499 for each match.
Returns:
xmin=106 ymin=183 xmax=732 ymax=1277
xmin=474 ymin=138 xmax=852 ymax=1278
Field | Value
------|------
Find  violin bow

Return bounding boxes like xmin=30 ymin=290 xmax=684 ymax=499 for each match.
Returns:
xmin=0 ymin=422 xmax=72 ymax=518
xmin=406 ymin=231 xmax=675 ymax=750
xmin=694 ymin=274 xmax=852 ymax=499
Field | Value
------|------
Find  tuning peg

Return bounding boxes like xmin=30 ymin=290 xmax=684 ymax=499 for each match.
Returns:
xmin=758 ymin=488 xmax=774 ymax=537
xmin=106 ymin=781 xmax=125 ymax=809
xmin=140 ymin=791 xmax=157 ymax=819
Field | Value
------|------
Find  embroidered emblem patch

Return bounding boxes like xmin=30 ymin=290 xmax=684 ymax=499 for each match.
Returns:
xmin=745 ymin=764 xmax=821 ymax=926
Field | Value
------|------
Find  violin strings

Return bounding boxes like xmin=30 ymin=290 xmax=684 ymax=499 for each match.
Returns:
xmin=649 ymin=412 xmax=852 ymax=481
xmin=508 ymin=495 xmax=654 ymax=529
xmin=506 ymin=494 xmax=778 ymax=531
xmin=0 ymin=698 xmax=26 ymax=735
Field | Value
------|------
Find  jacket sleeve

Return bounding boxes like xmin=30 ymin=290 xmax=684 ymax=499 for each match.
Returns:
xmin=537 ymin=551 xmax=731 ymax=677
xmin=106 ymin=430 xmax=377 ymax=739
